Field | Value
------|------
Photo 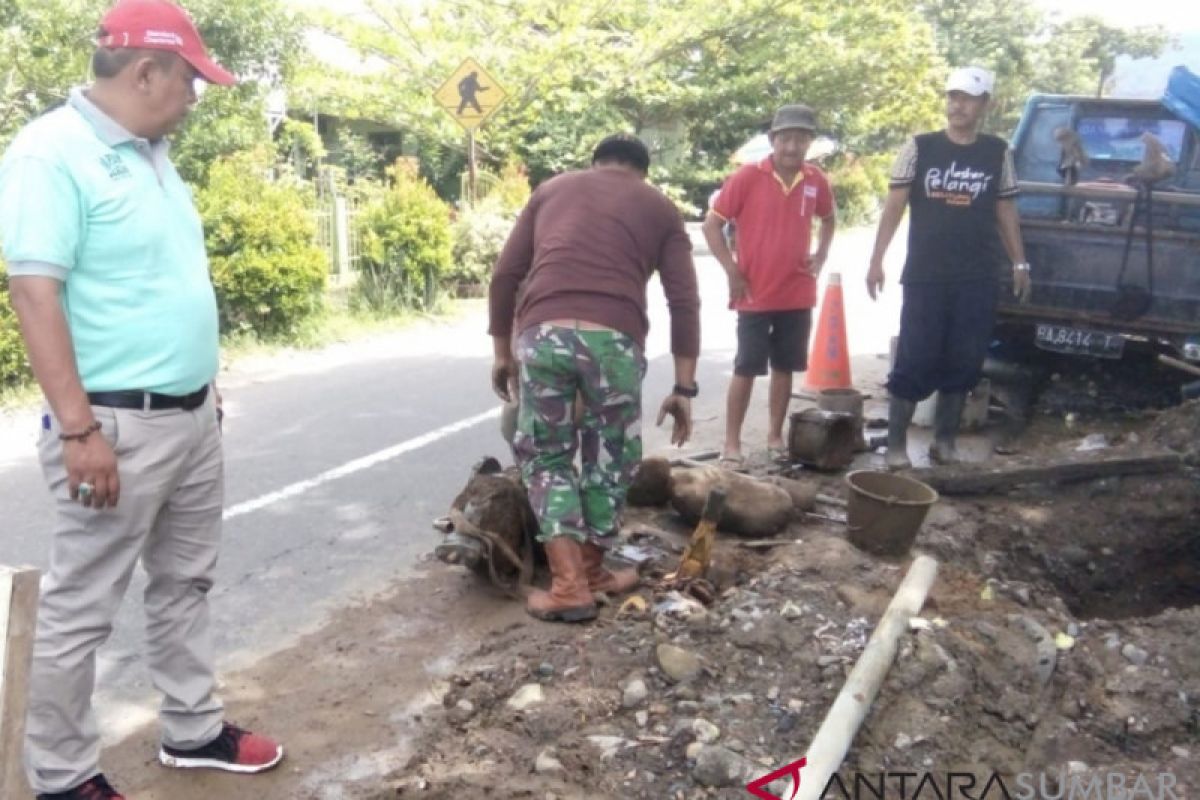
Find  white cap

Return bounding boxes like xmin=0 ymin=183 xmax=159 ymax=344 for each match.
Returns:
xmin=946 ymin=66 xmax=994 ymax=96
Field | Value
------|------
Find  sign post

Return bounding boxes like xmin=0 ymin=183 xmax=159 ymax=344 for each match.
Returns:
xmin=467 ymin=131 xmax=478 ymax=204
xmin=433 ymin=58 xmax=508 ymax=204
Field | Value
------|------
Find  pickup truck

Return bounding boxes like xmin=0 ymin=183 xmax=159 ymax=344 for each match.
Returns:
xmin=997 ymin=89 xmax=1200 ymax=365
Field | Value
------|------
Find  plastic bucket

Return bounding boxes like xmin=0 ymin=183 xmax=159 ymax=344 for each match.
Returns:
xmin=788 ymin=408 xmax=856 ymax=471
xmin=845 ymin=470 xmax=939 ymax=557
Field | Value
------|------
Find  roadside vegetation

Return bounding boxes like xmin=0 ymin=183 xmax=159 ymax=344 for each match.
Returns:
xmin=0 ymin=0 xmax=1170 ymax=394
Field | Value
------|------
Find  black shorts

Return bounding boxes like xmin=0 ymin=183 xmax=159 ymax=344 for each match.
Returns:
xmin=734 ymin=309 xmax=812 ymax=376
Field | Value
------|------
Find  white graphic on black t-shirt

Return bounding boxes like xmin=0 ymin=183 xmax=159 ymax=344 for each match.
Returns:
xmin=923 ymin=161 xmax=994 ymax=206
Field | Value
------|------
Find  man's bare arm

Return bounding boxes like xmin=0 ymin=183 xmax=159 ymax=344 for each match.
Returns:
xmin=10 ymin=277 xmax=92 ymax=430
xmin=811 ymin=211 xmax=836 ymax=275
xmin=702 ymin=211 xmax=748 ymax=304
xmin=701 ymin=211 xmax=737 ymax=276
xmin=866 ymin=186 xmax=910 ymax=300
xmin=995 ymin=198 xmax=1031 ymax=301
xmin=9 ymin=276 xmax=119 ymax=507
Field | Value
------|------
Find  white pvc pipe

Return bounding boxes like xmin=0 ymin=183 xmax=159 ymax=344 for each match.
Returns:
xmin=796 ymin=555 xmax=939 ymax=800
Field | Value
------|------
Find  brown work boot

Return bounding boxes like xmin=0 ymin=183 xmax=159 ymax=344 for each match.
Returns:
xmin=581 ymin=541 xmax=639 ymax=595
xmin=527 ymin=538 xmax=597 ymax=623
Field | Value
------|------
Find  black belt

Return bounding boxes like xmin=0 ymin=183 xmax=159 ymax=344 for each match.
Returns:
xmin=87 ymin=385 xmax=209 ymax=411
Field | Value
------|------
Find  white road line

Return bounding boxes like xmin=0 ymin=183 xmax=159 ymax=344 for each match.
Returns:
xmin=222 ymin=406 xmax=501 ymax=521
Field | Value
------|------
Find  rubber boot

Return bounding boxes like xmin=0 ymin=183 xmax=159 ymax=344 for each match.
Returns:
xmin=526 ymin=537 xmax=597 ymax=623
xmin=885 ymin=397 xmax=916 ymax=470
xmin=929 ymin=391 xmax=967 ymax=465
xmin=582 ymin=541 xmax=639 ymax=595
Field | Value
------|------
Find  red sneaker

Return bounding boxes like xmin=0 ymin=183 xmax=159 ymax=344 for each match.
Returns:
xmin=36 ymin=773 xmax=125 ymax=799
xmin=159 ymin=722 xmax=283 ymax=773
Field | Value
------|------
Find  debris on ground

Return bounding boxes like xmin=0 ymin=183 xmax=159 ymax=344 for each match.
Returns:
xmin=393 ymin=372 xmax=1200 ymax=800
xmin=1150 ymin=399 xmax=1200 ymax=465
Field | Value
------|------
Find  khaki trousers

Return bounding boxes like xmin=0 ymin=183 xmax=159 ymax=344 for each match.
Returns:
xmin=25 ymin=394 xmax=225 ymax=793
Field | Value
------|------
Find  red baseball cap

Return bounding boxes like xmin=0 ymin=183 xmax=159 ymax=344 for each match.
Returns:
xmin=98 ymin=0 xmax=236 ymax=86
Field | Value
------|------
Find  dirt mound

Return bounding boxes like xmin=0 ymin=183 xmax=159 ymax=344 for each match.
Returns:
xmin=1150 ymin=400 xmax=1200 ymax=464
xmin=1034 ymin=350 xmax=1188 ymax=417
xmin=386 ymin=464 xmax=1200 ymax=798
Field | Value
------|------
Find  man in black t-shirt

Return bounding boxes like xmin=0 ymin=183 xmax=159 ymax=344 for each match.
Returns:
xmin=867 ymin=66 xmax=1031 ymax=469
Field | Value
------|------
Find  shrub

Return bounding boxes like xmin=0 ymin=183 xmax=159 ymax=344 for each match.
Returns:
xmin=653 ymin=164 xmax=729 ymax=220
xmin=827 ymin=153 xmax=891 ymax=227
xmin=451 ymin=196 xmax=515 ymax=293
xmin=490 ymin=161 xmax=532 ymax=216
xmin=332 ymin=129 xmax=383 ymax=184
xmin=196 ymin=149 xmax=328 ymax=338
xmin=0 ymin=267 xmax=32 ymax=389
xmin=276 ymin=118 xmax=326 ymax=176
xmin=354 ymin=160 xmax=453 ymax=313
xmin=652 ymin=179 xmax=703 ymax=221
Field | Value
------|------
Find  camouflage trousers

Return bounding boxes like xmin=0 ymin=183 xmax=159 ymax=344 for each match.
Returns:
xmin=514 ymin=324 xmax=646 ymax=545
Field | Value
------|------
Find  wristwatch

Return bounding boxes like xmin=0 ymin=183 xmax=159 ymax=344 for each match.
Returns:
xmin=1013 ymin=262 xmax=1031 ymax=272
xmin=672 ymin=383 xmax=699 ymax=399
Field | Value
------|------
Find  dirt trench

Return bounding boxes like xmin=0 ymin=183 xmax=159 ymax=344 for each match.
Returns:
xmin=376 ymin=405 xmax=1200 ymax=800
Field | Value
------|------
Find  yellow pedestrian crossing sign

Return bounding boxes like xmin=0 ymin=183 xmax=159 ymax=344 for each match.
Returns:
xmin=434 ymin=58 xmax=508 ymax=131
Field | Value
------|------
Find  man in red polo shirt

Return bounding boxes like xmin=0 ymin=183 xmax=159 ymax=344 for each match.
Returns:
xmin=702 ymin=104 xmax=837 ymax=465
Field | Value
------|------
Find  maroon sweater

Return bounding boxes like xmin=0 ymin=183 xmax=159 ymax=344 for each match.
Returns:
xmin=487 ymin=167 xmax=701 ymax=357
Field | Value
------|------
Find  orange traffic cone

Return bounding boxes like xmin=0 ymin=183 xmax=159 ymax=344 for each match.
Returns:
xmin=803 ymin=272 xmax=852 ymax=392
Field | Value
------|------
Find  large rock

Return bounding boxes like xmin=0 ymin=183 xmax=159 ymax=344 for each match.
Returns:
xmin=622 ymin=678 xmax=649 ymax=708
xmin=692 ymin=745 xmax=756 ymax=787
xmin=691 ymin=718 xmax=721 ymax=744
xmin=535 ymin=749 xmax=564 ymax=773
xmin=507 ymin=683 xmax=545 ymax=711
xmin=656 ymin=643 xmax=702 ymax=683
xmin=670 ymin=466 xmax=794 ymax=537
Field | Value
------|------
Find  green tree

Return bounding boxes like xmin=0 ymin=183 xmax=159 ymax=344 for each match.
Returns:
xmin=0 ymin=0 xmax=302 ymax=180
xmin=163 ymin=0 xmax=305 ymax=183
xmin=917 ymin=0 xmax=1171 ymax=134
xmin=0 ymin=0 xmax=96 ymax=148
xmin=917 ymin=0 xmax=1043 ymax=134
xmin=302 ymin=0 xmax=945 ymax=198
xmin=1046 ymin=16 xmax=1171 ymax=97
xmin=0 ymin=266 xmax=32 ymax=388
xmin=331 ymin=128 xmax=382 ymax=183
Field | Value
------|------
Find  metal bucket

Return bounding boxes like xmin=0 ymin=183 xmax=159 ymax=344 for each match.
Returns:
xmin=817 ymin=388 xmax=866 ymax=451
xmin=788 ymin=408 xmax=856 ymax=471
xmin=845 ymin=470 xmax=939 ymax=557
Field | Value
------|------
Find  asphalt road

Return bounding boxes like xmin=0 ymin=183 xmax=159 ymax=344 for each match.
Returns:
xmin=0 ymin=222 xmax=899 ymax=741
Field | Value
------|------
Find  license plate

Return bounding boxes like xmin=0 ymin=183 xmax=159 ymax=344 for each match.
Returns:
xmin=1034 ymin=324 xmax=1125 ymax=358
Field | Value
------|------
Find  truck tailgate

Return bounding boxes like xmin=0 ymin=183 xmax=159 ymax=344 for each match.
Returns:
xmin=999 ymin=218 xmax=1200 ymax=337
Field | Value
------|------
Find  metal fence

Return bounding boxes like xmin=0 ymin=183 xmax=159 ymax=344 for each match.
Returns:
xmin=460 ymin=170 xmax=502 ymax=207
xmin=314 ymin=170 xmax=362 ymax=283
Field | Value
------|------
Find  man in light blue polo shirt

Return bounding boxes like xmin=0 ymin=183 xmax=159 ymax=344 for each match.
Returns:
xmin=0 ymin=1 xmax=283 ymax=797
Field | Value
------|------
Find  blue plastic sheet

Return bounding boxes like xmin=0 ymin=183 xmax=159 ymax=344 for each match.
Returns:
xmin=1162 ymin=65 xmax=1200 ymax=130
